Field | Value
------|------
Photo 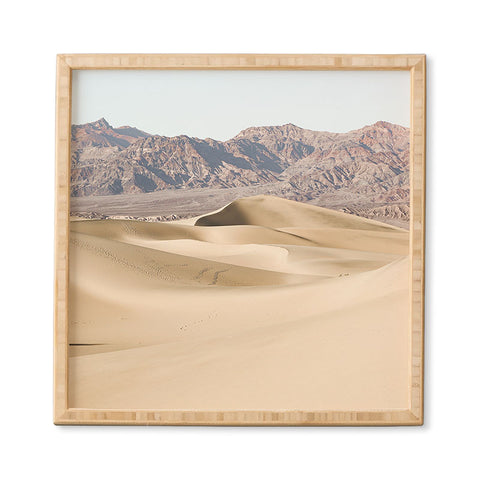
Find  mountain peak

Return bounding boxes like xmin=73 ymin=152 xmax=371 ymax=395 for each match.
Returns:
xmin=366 ymin=120 xmax=408 ymax=131
xmin=233 ymin=123 xmax=304 ymax=140
xmin=71 ymin=118 xmax=150 ymax=150
xmin=373 ymin=120 xmax=393 ymax=127
xmin=92 ymin=117 xmax=112 ymax=129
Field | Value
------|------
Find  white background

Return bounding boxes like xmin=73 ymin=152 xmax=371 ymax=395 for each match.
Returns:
xmin=1 ymin=1 xmax=478 ymax=478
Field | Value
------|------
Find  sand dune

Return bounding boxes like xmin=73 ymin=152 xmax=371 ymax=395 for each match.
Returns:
xmin=68 ymin=195 xmax=410 ymax=410
xmin=195 ymin=195 xmax=405 ymax=231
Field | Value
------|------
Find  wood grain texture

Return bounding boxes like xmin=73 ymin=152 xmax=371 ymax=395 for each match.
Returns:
xmin=54 ymin=54 xmax=426 ymax=426
xmin=59 ymin=53 xmax=424 ymax=70
xmin=409 ymin=56 xmax=426 ymax=422
xmin=54 ymin=56 xmax=71 ymax=422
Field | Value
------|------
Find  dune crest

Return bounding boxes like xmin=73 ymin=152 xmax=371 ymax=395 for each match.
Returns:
xmin=69 ymin=195 xmax=410 ymax=411
xmin=195 ymin=195 xmax=405 ymax=231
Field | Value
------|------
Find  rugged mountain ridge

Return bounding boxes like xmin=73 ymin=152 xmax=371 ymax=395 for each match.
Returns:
xmin=70 ymin=119 xmax=410 ymax=225
xmin=71 ymin=117 xmax=150 ymax=149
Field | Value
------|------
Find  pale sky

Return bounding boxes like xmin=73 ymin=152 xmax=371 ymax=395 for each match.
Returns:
xmin=72 ymin=70 xmax=410 ymax=141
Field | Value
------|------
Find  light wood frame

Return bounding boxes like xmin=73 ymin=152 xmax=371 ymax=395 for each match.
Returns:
xmin=54 ymin=54 xmax=426 ymax=426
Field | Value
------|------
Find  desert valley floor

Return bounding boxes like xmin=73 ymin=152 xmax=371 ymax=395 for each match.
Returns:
xmin=68 ymin=195 xmax=410 ymax=410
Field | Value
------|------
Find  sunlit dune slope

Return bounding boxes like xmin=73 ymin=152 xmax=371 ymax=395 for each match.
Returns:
xmin=195 ymin=195 xmax=406 ymax=231
xmin=68 ymin=195 xmax=410 ymax=411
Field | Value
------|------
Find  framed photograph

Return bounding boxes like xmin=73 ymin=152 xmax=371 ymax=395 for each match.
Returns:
xmin=54 ymin=54 xmax=425 ymax=425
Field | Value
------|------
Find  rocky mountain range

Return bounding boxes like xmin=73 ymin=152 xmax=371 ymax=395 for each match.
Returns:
xmin=70 ymin=118 xmax=410 ymax=227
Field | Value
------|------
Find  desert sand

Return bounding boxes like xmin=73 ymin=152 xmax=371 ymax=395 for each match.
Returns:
xmin=68 ymin=195 xmax=410 ymax=410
